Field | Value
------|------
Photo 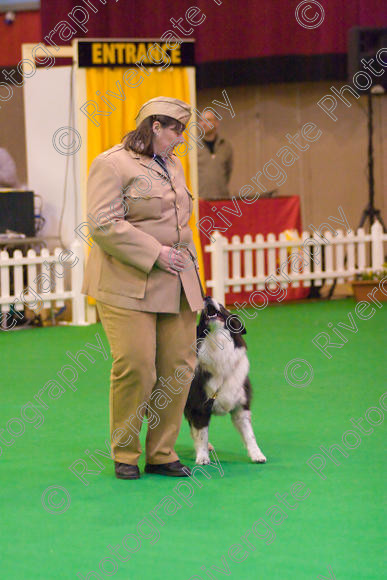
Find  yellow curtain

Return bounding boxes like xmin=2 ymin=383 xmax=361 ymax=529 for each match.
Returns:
xmin=85 ymin=66 xmax=205 ymax=290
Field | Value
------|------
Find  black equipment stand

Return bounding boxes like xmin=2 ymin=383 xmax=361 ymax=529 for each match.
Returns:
xmin=358 ymin=91 xmax=386 ymax=232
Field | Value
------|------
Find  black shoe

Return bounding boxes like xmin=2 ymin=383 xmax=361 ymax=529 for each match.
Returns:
xmin=115 ymin=462 xmax=140 ymax=480
xmin=144 ymin=460 xmax=191 ymax=477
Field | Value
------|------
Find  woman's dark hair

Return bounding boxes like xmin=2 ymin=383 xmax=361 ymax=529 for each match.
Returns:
xmin=122 ymin=115 xmax=185 ymax=156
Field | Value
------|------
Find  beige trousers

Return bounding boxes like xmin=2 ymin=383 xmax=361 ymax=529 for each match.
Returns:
xmin=96 ymin=291 xmax=197 ymax=465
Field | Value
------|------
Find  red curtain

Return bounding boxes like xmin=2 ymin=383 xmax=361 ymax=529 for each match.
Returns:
xmin=2 ymin=1 xmax=385 ymax=67
xmin=39 ymin=0 xmax=386 ymax=62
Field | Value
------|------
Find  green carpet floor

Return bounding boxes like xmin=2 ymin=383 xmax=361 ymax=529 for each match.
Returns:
xmin=0 ymin=298 xmax=385 ymax=580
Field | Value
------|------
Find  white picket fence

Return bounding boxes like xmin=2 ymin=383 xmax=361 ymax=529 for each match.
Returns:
xmin=205 ymin=221 xmax=387 ymax=304
xmin=0 ymin=239 xmax=86 ymax=328
xmin=1 ymin=223 xmax=386 ymax=326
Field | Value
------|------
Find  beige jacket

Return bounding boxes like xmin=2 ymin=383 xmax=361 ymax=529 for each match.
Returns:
xmin=82 ymin=144 xmax=203 ymax=313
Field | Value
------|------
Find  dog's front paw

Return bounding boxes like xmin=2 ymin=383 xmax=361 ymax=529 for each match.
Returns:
xmin=196 ymin=453 xmax=211 ymax=465
xmin=250 ymin=450 xmax=267 ymax=464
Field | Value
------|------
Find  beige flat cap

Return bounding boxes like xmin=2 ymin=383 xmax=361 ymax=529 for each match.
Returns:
xmin=135 ymin=96 xmax=191 ymax=127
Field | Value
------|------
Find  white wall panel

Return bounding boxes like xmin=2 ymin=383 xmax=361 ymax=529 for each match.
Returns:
xmin=23 ymin=65 xmax=81 ymax=248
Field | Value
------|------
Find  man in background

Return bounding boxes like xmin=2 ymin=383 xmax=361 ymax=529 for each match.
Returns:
xmin=0 ymin=147 xmax=19 ymax=188
xmin=197 ymin=110 xmax=233 ymax=200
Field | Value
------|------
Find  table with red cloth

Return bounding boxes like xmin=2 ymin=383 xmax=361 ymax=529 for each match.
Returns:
xmin=198 ymin=195 xmax=309 ymax=305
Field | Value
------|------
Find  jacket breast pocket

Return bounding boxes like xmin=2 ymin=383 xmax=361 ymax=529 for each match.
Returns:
xmin=99 ymin=255 xmax=147 ymax=299
xmin=125 ymin=193 xmax=162 ymax=221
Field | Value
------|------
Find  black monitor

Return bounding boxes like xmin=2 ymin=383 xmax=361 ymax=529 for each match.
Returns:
xmin=0 ymin=190 xmax=35 ymax=237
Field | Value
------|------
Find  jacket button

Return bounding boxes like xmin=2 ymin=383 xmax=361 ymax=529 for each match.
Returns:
xmin=177 ymin=225 xmax=182 ymax=231
xmin=176 ymin=204 xmax=180 ymax=209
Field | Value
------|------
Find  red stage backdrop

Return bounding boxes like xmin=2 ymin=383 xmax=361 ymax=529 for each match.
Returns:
xmin=1 ymin=1 xmax=385 ymax=68
xmin=38 ymin=0 xmax=385 ymax=61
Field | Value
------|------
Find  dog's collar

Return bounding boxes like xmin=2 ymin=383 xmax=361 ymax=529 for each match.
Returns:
xmin=206 ymin=389 xmax=219 ymax=403
xmin=201 ymin=388 xmax=219 ymax=410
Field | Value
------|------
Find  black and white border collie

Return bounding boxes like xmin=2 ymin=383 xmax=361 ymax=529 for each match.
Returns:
xmin=184 ymin=297 xmax=266 ymax=465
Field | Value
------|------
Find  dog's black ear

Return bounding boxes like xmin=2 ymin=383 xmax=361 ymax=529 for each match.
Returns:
xmin=226 ymin=313 xmax=247 ymax=335
xmin=219 ymin=304 xmax=232 ymax=320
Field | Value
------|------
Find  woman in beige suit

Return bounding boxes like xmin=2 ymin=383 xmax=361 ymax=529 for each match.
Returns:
xmin=82 ymin=97 xmax=203 ymax=480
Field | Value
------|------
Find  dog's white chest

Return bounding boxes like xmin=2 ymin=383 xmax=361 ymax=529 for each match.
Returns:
xmin=198 ymin=330 xmax=249 ymax=415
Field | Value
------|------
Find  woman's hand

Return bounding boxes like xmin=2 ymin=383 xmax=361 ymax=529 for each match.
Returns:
xmin=155 ymin=245 xmax=188 ymax=275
